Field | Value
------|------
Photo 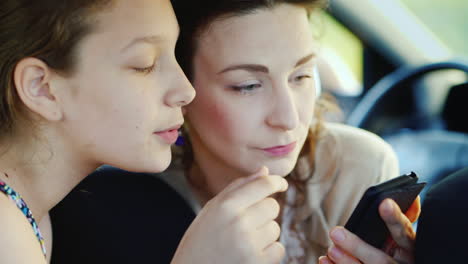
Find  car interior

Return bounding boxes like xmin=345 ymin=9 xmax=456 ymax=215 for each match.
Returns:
xmin=322 ymin=0 xmax=468 ymax=202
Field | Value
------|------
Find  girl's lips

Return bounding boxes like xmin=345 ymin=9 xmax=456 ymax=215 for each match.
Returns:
xmin=261 ymin=142 xmax=296 ymax=157
xmin=154 ymin=125 xmax=181 ymax=144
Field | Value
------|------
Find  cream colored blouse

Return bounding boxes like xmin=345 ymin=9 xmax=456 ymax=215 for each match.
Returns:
xmin=157 ymin=123 xmax=399 ymax=263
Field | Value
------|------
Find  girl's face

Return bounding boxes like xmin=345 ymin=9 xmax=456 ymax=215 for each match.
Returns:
xmin=187 ymin=3 xmax=318 ymax=177
xmin=56 ymin=0 xmax=194 ymax=172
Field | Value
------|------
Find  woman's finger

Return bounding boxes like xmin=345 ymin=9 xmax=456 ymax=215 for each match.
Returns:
xmin=262 ymin=241 xmax=285 ymax=264
xmin=221 ymin=174 xmax=287 ymax=210
xmin=327 ymin=246 xmax=361 ymax=264
xmin=379 ymin=199 xmax=416 ymax=251
xmin=243 ymin=197 xmax=280 ymax=228
xmin=405 ymin=196 xmax=421 ymax=223
xmin=318 ymin=255 xmax=335 ymax=264
xmin=329 ymin=227 xmax=395 ymax=263
xmin=256 ymin=220 xmax=281 ymax=251
xmin=217 ymin=166 xmax=269 ymax=195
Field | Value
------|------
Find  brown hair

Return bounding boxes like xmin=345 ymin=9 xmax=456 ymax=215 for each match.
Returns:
xmin=172 ymin=0 xmax=332 ymax=262
xmin=0 ymin=0 xmax=113 ymax=140
xmin=172 ymin=0 xmax=328 ymax=80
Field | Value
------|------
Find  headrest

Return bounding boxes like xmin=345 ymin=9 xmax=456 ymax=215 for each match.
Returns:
xmin=442 ymin=82 xmax=468 ymax=133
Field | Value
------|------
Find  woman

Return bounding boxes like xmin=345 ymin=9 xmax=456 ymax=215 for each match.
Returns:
xmin=163 ymin=0 xmax=419 ymax=263
xmin=0 ymin=0 xmax=287 ymax=263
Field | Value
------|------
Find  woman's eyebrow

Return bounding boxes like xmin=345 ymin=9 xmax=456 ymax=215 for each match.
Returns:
xmin=217 ymin=64 xmax=269 ymax=74
xmin=295 ymin=53 xmax=316 ymax=68
xmin=217 ymin=53 xmax=316 ymax=75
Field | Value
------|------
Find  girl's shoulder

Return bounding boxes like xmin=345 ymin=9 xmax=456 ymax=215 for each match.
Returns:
xmin=0 ymin=192 xmax=47 ymax=263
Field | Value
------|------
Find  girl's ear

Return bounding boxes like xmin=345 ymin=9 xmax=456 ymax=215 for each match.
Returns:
xmin=13 ymin=57 xmax=63 ymax=121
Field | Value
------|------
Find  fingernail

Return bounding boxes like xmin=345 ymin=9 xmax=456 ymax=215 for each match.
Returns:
xmin=331 ymin=227 xmax=346 ymax=242
xmin=329 ymin=246 xmax=343 ymax=259
xmin=281 ymin=178 xmax=288 ymax=191
xmin=383 ymin=199 xmax=394 ymax=214
xmin=319 ymin=256 xmax=332 ymax=264
xmin=259 ymin=166 xmax=269 ymax=176
xmin=248 ymin=166 xmax=268 ymax=180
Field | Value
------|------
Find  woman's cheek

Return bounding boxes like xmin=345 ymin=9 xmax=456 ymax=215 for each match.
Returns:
xmin=211 ymin=102 xmax=243 ymax=140
xmin=298 ymin=96 xmax=315 ymax=124
xmin=189 ymin=94 xmax=233 ymax=142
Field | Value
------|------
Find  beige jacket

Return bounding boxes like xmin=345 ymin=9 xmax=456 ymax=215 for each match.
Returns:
xmin=158 ymin=123 xmax=399 ymax=263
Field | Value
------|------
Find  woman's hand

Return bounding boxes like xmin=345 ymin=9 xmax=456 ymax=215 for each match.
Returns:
xmin=318 ymin=197 xmax=421 ymax=264
xmin=171 ymin=166 xmax=288 ymax=264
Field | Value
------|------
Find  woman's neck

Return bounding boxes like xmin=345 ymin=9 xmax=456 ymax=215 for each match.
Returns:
xmin=0 ymin=133 xmax=97 ymax=221
xmin=187 ymin=135 xmax=249 ymax=205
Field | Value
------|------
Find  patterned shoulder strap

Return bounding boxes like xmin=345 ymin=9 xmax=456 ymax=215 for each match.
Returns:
xmin=0 ymin=181 xmax=47 ymax=257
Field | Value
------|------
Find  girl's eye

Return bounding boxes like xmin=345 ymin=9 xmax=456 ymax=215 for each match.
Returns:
xmin=134 ymin=64 xmax=156 ymax=74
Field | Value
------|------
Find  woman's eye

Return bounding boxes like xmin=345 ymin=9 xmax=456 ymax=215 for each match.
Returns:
xmin=133 ymin=64 xmax=156 ymax=74
xmin=294 ymin=74 xmax=312 ymax=82
xmin=230 ymin=82 xmax=262 ymax=93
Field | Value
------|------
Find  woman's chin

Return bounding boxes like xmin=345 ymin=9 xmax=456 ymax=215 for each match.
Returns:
xmin=263 ymin=161 xmax=297 ymax=178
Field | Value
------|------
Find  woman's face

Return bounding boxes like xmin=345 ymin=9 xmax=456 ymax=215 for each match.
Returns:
xmin=187 ymin=3 xmax=318 ymax=177
xmin=56 ymin=0 xmax=194 ymax=172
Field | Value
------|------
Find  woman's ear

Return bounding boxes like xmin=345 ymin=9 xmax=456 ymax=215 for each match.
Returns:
xmin=13 ymin=57 xmax=63 ymax=121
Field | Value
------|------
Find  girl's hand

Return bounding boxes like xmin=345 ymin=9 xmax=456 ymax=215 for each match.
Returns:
xmin=171 ymin=166 xmax=288 ymax=264
xmin=319 ymin=197 xmax=420 ymax=264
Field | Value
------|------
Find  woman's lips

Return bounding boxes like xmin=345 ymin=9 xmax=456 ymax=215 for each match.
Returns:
xmin=154 ymin=125 xmax=181 ymax=144
xmin=261 ymin=142 xmax=296 ymax=157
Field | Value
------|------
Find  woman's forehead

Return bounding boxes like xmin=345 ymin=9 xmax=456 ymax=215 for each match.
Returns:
xmin=195 ymin=5 xmax=316 ymax=69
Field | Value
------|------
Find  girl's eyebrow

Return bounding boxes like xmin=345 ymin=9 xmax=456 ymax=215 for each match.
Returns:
xmin=120 ymin=35 xmax=164 ymax=52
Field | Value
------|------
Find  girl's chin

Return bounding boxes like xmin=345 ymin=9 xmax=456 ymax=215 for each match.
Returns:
xmin=118 ymin=152 xmax=171 ymax=174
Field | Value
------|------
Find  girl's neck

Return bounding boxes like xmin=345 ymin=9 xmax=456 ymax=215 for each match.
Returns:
xmin=0 ymin=134 xmax=97 ymax=221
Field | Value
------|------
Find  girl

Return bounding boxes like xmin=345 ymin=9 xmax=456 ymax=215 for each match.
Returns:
xmin=0 ymin=0 xmax=287 ymax=263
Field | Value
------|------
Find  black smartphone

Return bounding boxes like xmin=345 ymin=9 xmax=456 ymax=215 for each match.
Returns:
xmin=344 ymin=172 xmax=426 ymax=249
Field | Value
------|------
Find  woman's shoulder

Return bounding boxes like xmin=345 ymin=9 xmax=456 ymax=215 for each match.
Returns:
xmin=297 ymin=124 xmax=400 ymax=251
xmin=309 ymin=123 xmax=400 ymax=230
xmin=322 ymin=122 xmax=396 ymax=160
xmin=314 ymin=122 xmax=399 ymax=187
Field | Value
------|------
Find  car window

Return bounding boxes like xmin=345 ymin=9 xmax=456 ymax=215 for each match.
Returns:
xmin=401 ymin=0 xmax=468 ymax=57
xmin=314 ymin=11 xmax=364 ymax=96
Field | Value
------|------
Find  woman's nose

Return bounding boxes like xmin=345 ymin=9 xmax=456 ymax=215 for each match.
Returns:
xmin=266 ymin=85 xmax=299 ymax=131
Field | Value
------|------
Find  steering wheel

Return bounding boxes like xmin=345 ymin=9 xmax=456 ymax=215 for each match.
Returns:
xmin=346 ymin=60 xmax=468 ymax=201
xmin=347 ymin=60 xmax=468 ymax=129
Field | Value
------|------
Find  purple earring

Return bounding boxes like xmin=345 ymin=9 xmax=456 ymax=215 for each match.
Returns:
xmin=175 ymin=130 xmax=185 ymax=146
